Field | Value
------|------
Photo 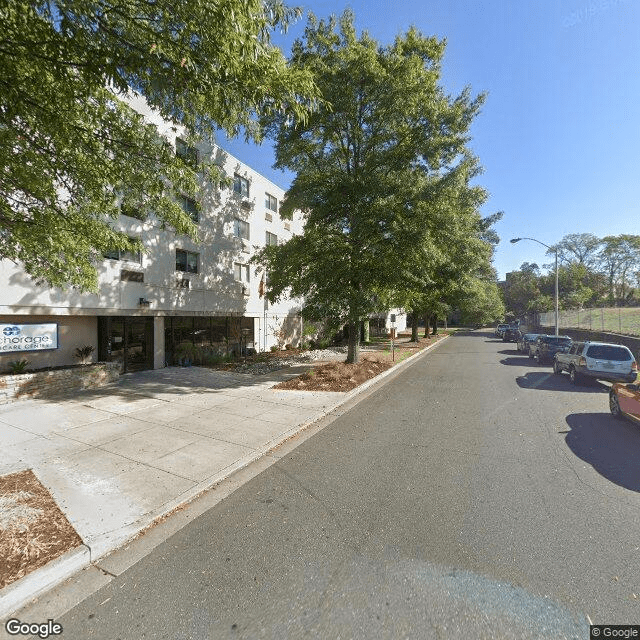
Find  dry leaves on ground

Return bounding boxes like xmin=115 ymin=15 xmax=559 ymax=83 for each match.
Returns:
xmin=273 ymin=334 xmax=446 ymax=392
xmin=0 ymin=469 xmax=83 ymax=590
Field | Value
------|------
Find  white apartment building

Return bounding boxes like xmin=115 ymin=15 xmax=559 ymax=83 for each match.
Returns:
xmin=0 ymin=96 xmax=304 ymax=373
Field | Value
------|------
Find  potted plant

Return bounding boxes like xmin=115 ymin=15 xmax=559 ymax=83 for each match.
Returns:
xmin=175 ymin=341 xmax=197 ymax=366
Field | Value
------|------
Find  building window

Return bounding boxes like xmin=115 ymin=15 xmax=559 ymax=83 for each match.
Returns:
xmin=234 ymin=262 xmax=250 ymax=283
xmin=265 ymin=231 xmax=278 ymax=246
xmin=176 ymin=249 xmax=199 ymax=274
xmin=180 ymin=195 xmax=199 ymax=222
xmin=233 ymin=218 xmax=250 ymax=241
xmin=120 ymin=270 xmax=144 ymax=282
xmin=233 ymin=174 xmax=249 ymax=197
xmin=104 ymin=239 xmax=142 ymax=264
xmin=265 ymin=193 xmax=278 ymax=212
xmin=120 ymin=203 xmax=145 ymax=220
xmin=176 ymin=138 xmax=198 ymax=167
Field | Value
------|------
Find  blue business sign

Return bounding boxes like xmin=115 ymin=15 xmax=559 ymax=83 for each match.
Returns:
xmin=0 ymin=323 xmax=58 ymax=353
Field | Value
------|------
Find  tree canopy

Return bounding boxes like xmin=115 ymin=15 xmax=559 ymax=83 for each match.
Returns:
xmin=255 ymin=11 xmax=494 ymax=362
xmin=1 ymin=0 xmax=319 ymax=290
xmin=503 ymin=233 xmax=640 ymax=318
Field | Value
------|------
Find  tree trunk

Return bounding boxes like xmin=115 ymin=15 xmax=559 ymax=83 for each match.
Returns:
xmin=362 ymin=319 xmax=370 ymax=343
xmin=431 ymin=314 xmax=438 ymax=335
xmin=346 ymin=321 xmax=361 ymax=363
xmin=411 ymin=312 xmax=419 ymax=342
xmin=423 ymin=314 xmax=430 ymax=338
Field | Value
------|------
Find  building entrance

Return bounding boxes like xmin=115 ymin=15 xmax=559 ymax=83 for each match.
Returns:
xmin=98 ymin=317 xmax=154 ymax=372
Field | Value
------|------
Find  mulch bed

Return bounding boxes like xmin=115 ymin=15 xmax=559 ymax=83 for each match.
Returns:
xmin=273 ymin=334 xmax=446 ymax=392
xmin=0 ymin=469 xmax=83 ymax=590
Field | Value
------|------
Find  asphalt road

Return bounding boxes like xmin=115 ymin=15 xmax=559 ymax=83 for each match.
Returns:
xmin=49 ymin=331 xmax=640 ymax=638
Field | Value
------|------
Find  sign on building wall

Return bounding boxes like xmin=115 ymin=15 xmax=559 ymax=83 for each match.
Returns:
xmin=0 ymin=323 xmax=58 ymax=353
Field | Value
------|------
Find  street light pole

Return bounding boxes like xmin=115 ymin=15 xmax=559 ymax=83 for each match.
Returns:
xmin=510 ymin=237 xmax=559 ymax=336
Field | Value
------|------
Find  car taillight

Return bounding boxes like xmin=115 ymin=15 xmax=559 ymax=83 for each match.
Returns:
xmin=632 ymin=360 xmax=638 ymax=372
xmin=578 ymin=357 xmax=587 ymax=366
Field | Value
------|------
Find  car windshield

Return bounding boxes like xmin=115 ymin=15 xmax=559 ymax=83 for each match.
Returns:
xmin=586 ymin=345 xmax=632 ymax=360
xmin=543 ymin=337 xmax=572 ymax=345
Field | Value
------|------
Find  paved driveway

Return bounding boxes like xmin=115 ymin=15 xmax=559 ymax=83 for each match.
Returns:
xmin=0 ymin=366 xmax=345 ymax=558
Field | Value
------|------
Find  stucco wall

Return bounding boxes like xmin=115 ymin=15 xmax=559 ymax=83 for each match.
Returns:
xmin=0 ymin=315 xmax=97 ymax=372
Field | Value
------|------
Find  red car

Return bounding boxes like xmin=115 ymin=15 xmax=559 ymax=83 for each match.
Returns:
xmin=609 ymin=382 xmax=640 ymax=425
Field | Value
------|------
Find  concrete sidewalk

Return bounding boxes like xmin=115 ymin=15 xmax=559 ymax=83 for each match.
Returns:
xmin=0 ymin=337 xmax=448 ymax=618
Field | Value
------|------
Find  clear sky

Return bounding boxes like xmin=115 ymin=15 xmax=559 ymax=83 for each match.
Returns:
xmin=217 ymin=0 xmax=639 ymax=280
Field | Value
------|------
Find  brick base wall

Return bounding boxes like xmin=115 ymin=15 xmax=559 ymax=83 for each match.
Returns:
xmin=0 ymin=363 xmax=120 ymax=405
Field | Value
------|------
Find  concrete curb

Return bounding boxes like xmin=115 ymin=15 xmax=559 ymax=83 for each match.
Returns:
xmin=0 ymin=546 xmax=90 ymax=619
xmin=0 ymin=334 xmax=450 ymax=620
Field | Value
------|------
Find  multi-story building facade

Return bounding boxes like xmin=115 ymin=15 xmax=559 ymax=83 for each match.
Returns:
xmin=0 ymin=96 xmax=304 ymax=373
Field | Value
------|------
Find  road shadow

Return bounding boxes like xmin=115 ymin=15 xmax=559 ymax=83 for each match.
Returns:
xmin=498 ymin=348 xmax=521 ymax=356
xmin=564 ymin=412 xmax=640 ymax=492
xmin=500 ymin=355 xmax=544 ymax=366
xmin=515 ymin=371 xmax=607 ymax=393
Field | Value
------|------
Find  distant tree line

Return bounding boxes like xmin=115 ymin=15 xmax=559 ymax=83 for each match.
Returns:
xmin=503 ymin=233 xmax=640 ymax=319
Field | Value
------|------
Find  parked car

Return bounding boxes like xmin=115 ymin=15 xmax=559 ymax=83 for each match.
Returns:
xmin=554 ymin=341 xmax=638 ymax=384
xmin=609 ymin=382 xmax=640 ymax=424
xmin=502 ymin=327 xmax=521 ymax=342
xmin=529 ymin=335 xmax=572 ymax=363
xmin=518 ymin=333 xmax=542 ymax=353
xmin=495 ymin=324 xmax=509 ymax=338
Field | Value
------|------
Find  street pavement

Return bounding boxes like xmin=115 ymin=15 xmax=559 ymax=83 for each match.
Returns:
xmin=5 ymin=330 xmax=640 ymax=638
xmin=0 ymin=340 xmax=444 ymax=621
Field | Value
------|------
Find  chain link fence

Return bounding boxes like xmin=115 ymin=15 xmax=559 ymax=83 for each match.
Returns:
xmin=537 ymin=307 xmax=640 ymax=337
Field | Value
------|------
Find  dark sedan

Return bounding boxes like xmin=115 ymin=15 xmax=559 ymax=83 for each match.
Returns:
xmin=502 ymin=327 xmax=521 ymax=343
xmin=529 ymin=335 xmax=572 ymax=364
xmin=518 ymin=333 xmax=542 ymax=353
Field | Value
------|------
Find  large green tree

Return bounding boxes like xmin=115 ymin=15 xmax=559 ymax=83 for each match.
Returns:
xmin=401 ymin=171 xmax=503 ymax=338
xmin=255 ymin=11 xmax=485 ymax=363
xmin=1 ymin=0 xmax=318 ymax=290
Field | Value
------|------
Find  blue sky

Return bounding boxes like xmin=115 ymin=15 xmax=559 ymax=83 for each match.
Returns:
xmin=218 ymin=0 xmax=639 ymax=280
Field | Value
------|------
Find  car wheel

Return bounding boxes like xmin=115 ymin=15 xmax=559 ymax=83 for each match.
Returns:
xmin=553 ymin=360 xmax=562 ymax=375
xmin=609 ymin=390 xmax=623 ymax=419
xmin=569 ymin=367 xmax=582 ymax=385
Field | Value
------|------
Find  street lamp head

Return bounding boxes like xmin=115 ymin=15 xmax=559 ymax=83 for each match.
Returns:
xmin=510 ymin=238 xmax=521 ymax=244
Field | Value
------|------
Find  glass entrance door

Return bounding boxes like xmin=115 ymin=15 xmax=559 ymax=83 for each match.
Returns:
xmin=98 ymin=317 xmax=154 ymax=372
xmin=125 ymin=317 xmax=154 ymax=372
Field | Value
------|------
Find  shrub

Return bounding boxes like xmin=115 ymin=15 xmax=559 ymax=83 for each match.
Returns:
xmin=74 ymin=345 xmax=95 ymax=364
xmin=175 ymin=341 xmax=198 ymax=366
xmin=7 ymin=359 xmax=29 ymax=374
xmin=270 ymin=345 xmax=279 ymax=352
